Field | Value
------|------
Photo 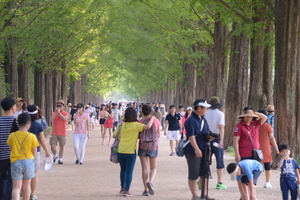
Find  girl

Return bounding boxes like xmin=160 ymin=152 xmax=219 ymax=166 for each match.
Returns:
xmin=114 ymin=107 xmax=155 ymax=197
xmin=27 ymin=105 xmax=51 ymax=200
xmin=73 ymin=103 xmax=90 ymax=164
xmin=138 ymin=105 xmax=160 ymax=196
xmin=98 ymin=104 xmax=107 ymax=138
xmin=103 ymin=106 xmax=114 ymax=145
xmin=7 ymin=113 xmax=39 ymax=200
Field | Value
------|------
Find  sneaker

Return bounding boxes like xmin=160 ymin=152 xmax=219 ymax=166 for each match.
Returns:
xmin=200 ymin=196 xmax=215 ymax=200
xmin=142 ymin=190 xmax=149 ymax=196
xmin=197 ymin=178 xmax=201 ymax=190
xmin=264 ymin=182 xmax=272 ymax=188
xmin=119 ymin=188 xmax=125 ymax=195
xmin=30 ymin=194 xmax=37 ymax=200
xmin=123 ymin=191 xmax=132 ymax=197
xmin=58 ymin=160 xmax=63 ymax=165
xmin=53 ymin=155 xmax=58 ymax=163
xmin=216 ymin=182 xmax=227 ymax=189
xmin=146 ymin=182 xmax=154 ymax=195
xmin=170 ymin=152 xmax=175 ymax=156
xmin=191 ymin=197 xmax=201 ymax=200
xmin=79 ymin=162 xmax=83 ymax=165
xmin=75 ymin=159 xmax=79 ymax=164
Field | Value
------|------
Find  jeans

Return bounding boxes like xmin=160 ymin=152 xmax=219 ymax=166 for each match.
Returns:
xmin=113 ymin=121 xmax=119 ymax=132
xmin=117 ymin=153 xmax=136 ymax=191
xmin=73 ymin=134 xmax=88 ymax=163
xmin=280 ymin=177 xmax=298 ymax=200
xmin=0 ymin=159 xmax=12 ymax=200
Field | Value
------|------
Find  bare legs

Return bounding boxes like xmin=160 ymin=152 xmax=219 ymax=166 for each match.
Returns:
xmin=12 ymin=179 xmax=31 ymax=200
xmin=140 ymin=157 xmax=157 ymax=191
xmin=188 ymin=179 xmax=198 ymax=198
xmin=30 ymin=171 xmax=38 ymax=197
xmin=102 ymin=127 xmax=112 ymax=145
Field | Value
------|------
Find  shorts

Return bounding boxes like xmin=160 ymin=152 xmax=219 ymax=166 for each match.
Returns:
xmin=166 ymin=130 xmax=180 ymax=141
xmin=33 ymin=152 xmax=41 ymax=171
xmin=49 ymin=135 xmax=66 ymax=146
xmin=99 ymin=118 xmax=106 ymax=125
xmin=241 ymin=170 xmax=261 ymax=185
xmin=138 ymin=149 xmax=158 ymax=158
xmin=185 ymin=153 xmax=201 ymax=180
xmin=90 ymin=121 xmax=94 ymax=125
xmin=11 ymin=159 xmax=35 ymax=180
xmin=210 ymin=140 xmax=225 ymax=169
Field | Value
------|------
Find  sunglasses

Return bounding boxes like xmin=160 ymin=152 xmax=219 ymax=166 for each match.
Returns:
xmin=57 ymin=105 xmax=62 ymax=107
xmin=77 ymin=106 xmax=82 ymax=109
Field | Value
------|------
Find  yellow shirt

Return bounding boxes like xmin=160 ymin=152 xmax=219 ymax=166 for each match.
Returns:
xmin=7 ymin=131 xmax=39 ymax=163
xmin=113 ymin=122 xmax=144 ymax=154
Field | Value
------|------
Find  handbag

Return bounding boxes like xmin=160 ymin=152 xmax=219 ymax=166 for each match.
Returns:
xmin=110 ymin=122 xmax=123 ymax=164
xmin=176 ymin=119 xmax=204 ymax=157
xmin=248 ymin=130 xmax=264 ymax=162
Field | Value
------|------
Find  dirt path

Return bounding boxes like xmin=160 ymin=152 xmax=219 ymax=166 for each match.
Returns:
xmin=37 ymin=124 xmax=282 ymax=200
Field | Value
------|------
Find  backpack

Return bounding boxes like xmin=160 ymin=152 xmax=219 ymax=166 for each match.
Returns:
xmin=139 ymin=118 xmax=158 ymax=151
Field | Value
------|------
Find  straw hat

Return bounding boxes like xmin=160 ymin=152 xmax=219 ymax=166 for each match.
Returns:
xmin=237 ymin=109 xmax=259 ymax=120
xmin=267 ymin=105 xmax=274 ymax=112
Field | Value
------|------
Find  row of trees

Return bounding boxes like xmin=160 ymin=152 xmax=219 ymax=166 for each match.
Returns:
xmin=1 ymin=0 xmax=299 ymax=156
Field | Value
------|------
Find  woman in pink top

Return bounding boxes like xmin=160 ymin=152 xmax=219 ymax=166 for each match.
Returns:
xmin=181 ymin=106 xmax=192 ymax=136
xmin=73 ymin=103 xmax=90 ymax=165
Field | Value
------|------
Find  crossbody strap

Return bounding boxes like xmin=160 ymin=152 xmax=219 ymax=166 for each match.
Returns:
xmin=116 ymin=122 xmax=123 ymax=139
xmin=245 ymin=126 xmax=255 ymax=150
xmin=182 ymin=118 xmax=205 ymax=148
xmin=14 ymin=132 xmax=30 ymax=159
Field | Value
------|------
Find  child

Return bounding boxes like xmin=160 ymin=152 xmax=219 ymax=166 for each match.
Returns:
xmin=7 ymin=113 xmax=39 ymax=200
xmin=227 ymin=159 xmax=262 ymax=200
xmin=277 ymin=143 xmax=300 ymax=200
xmin=90 ymin=112 xmax=95 ymax=131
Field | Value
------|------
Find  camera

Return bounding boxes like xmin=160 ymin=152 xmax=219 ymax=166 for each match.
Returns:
xmin=205 ymin=131 xmax=220 ymax=141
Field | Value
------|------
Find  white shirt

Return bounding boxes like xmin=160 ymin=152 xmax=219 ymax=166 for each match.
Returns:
xmin=112 ymin=109 xmax=120 ymax=121
xmin=205 ymin=109 xmax=225 ymax=134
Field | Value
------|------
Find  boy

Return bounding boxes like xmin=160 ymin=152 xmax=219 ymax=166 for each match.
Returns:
xmin=227 ymin=159 xmax=262 ymax=200
xmin=277 ymin=143 xmax=300 ymax=200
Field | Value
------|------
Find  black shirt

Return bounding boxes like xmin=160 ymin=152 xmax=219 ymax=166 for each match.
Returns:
xmin=166 ymin=113 xmax=181 ymax=130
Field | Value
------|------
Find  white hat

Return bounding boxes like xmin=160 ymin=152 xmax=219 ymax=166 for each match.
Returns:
xmin=44 ymin=155 xmax=54 ymax=171
xmin=229 ymin=165 xmax=238 ymax=181
xmin=187 ymin=106 xmax=192 ymax=110
xmin=195 ymin=100 xmax=211 ymax=108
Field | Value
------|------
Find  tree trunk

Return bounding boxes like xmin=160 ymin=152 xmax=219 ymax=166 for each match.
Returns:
xmin=34 ymin=68 xmax=45 ymax=111
xmin=11 ymin=37 xmax=18 ymax=98
xmin=274 ymin=0 xmax=300 ymax=156
xmin=213 ymin=20 xmax=229 ymax=101
xmin=18 ymin=61 xmax=30 ymax=102
xmin=224 ymin=23 xmax=249 ymax=148
xmin=45 ymin=71 xmax=54 ymax=123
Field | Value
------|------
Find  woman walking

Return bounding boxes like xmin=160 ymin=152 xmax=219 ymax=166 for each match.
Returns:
xmin=98 ymin=104 xmax=107 ymax=137
xmin=26 ymin=105 xmax=51 ymax=200
xmin=8 ymin=113 xmax=39 ymax=200
xmin=103 ymin=106 xmax=114 ymax=145
xmin=73 ymin=103 xmax=90 ymax=165
xmin=138 ymin=105 xmax=160 ymax=196
xmin=114 ymin=107 xmax=155 ymax=197
xmin=257 ymin=109 xmax=279 ymax=188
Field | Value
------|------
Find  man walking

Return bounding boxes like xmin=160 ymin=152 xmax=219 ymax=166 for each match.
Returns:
xmin=164 ymin=105 xmax=182 ymax=156
xmin=50 ymin=100 xmax=69 ymax=164
xmin=0 ymin=97 xmax=16 ymax=200
xmin=205 ymin=96 xmax=227 ymax=189
xmin=112 ymin=103 xmax=121 ymax=132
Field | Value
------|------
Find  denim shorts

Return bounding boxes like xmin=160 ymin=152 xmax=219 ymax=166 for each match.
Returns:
xmin=11 ymin=159 xmax=35 ymax=180
xmin=138 ymin=149 xmax=158 ymax=158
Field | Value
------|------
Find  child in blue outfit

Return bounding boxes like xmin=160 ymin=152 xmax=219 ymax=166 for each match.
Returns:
xmin=227 ymin=159 xmax=262 ymax=200
xmin=277 ymin=143 xmax=300 ymax=200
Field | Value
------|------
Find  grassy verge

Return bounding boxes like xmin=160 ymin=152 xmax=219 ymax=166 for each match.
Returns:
xmin=225 ymin=146 xmax=235 ymax=157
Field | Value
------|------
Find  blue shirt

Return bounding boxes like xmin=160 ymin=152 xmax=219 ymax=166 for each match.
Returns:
xmin=166 ymin=113 xmax=181 ymax=131
xmin=279 ymin=158 xmax=300 ymax=179
xmin=267 ymin=114 xmax=274 ymax=134
xmin=184 ymin=112 xmax=210 ymax=154
xmin=28 ymin=121 xmax=43 ymax=152
xmin=236 ymin=159 xmax=262 ymax=181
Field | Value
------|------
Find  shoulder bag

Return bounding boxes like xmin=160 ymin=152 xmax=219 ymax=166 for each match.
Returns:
xmin=110 ymin=122 xmax=123 ymax=164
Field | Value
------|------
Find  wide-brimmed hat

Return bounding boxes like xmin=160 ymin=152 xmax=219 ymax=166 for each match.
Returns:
xmin=237 ymin=109 xmax=259 ymax=120
xmin=209 ymin=96 xmax=223 ymax=109
xmin=267 ymin=105 xmax=274 ymax=112
xmin=16 ymin=98 xmax=24 ymax=102
xmin=56 ymin=99 xmax=65 ymax=105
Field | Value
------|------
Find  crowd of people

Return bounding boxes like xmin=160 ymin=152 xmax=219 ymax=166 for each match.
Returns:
xmin=0 ymin=96 xmax=298 ymax=200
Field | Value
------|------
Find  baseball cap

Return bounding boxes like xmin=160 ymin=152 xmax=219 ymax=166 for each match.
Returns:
xmin=227 ymin=163 xmax=238 ymax=181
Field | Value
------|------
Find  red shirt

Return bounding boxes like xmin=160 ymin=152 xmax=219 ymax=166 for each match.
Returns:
xmin=233 ymin=120 xmax=262 ymax=157
xmin=52 ymin=110 xmax=69 ymax=136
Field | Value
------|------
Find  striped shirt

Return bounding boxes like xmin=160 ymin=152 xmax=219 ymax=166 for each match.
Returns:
xmin=0 ymin=116 xmax=15 ymax=160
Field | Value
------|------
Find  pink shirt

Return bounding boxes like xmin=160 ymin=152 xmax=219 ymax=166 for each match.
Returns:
xmin=74 ymin=113 xmax=90 ymax=134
